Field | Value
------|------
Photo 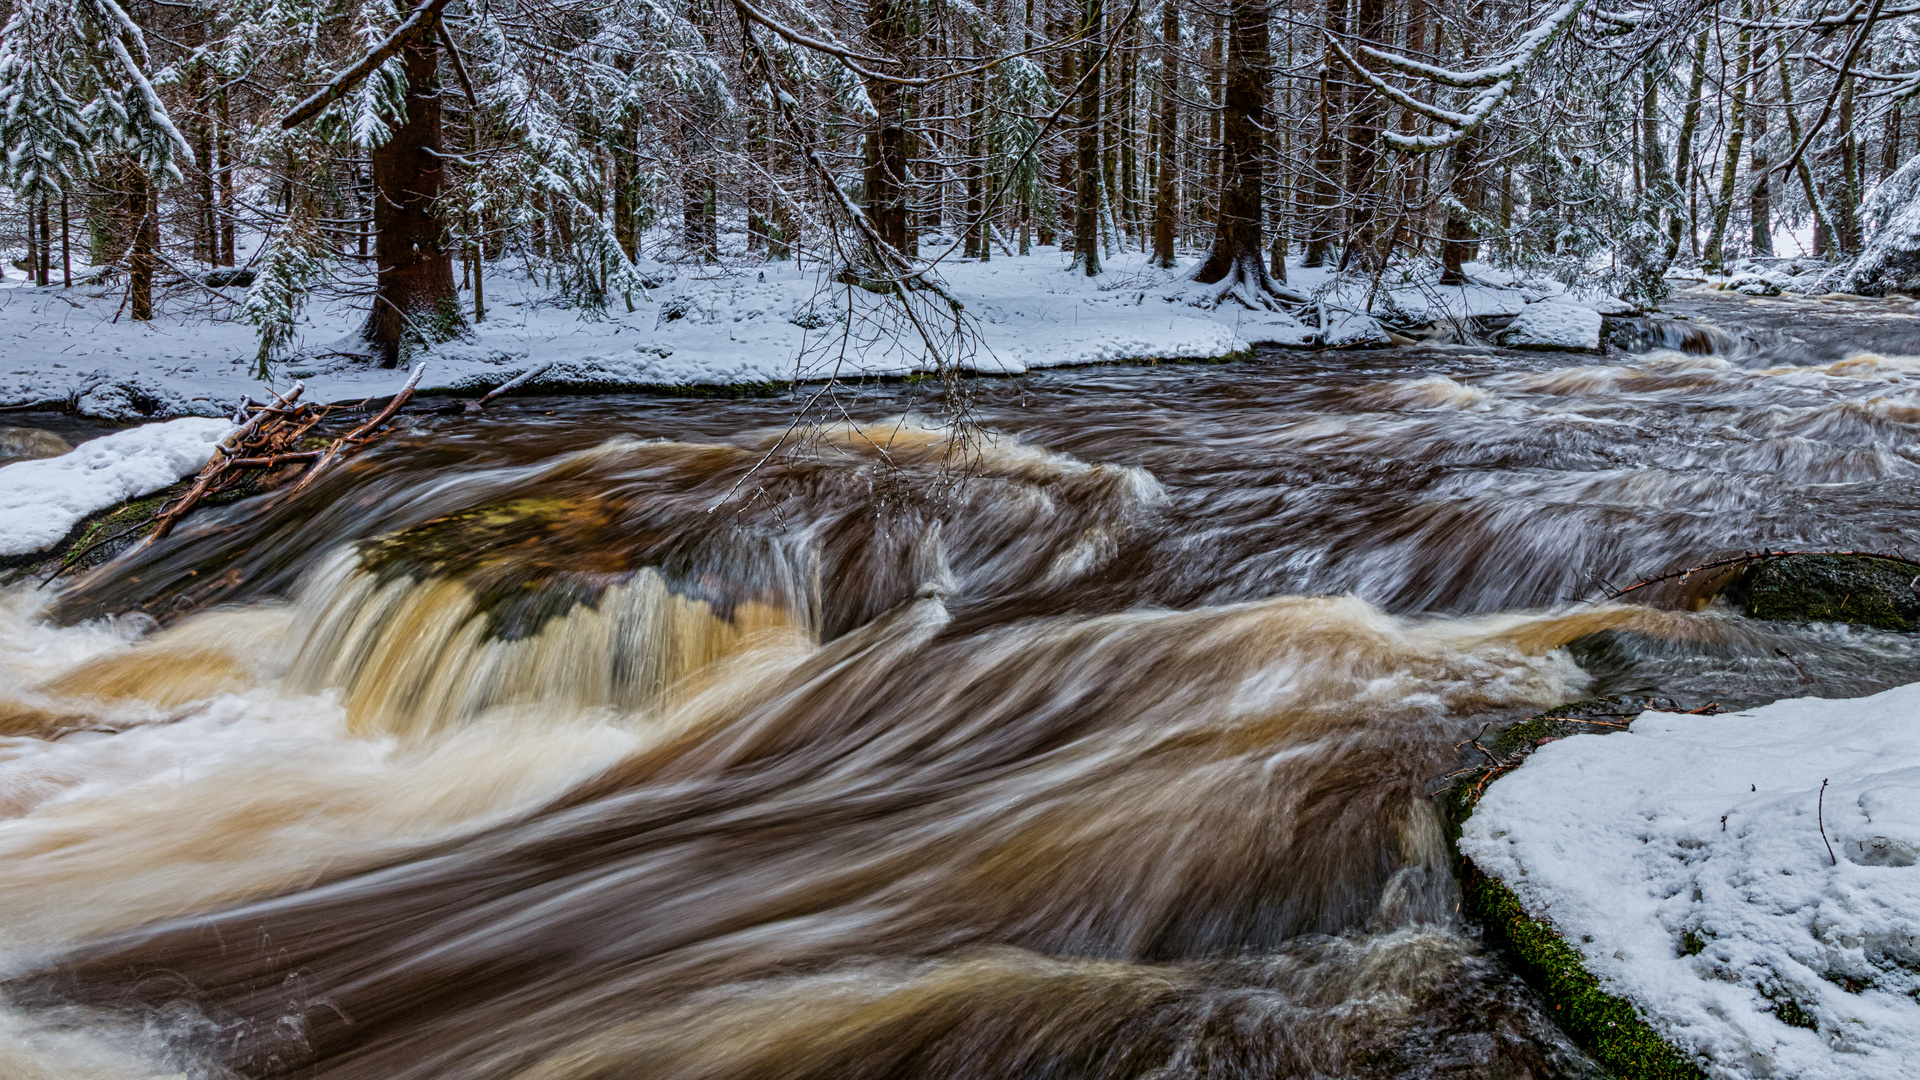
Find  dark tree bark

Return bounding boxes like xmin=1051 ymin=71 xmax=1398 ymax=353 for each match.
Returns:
xmin=35 ymin=198 xmax=50 ymax=286
xmin=362 ymin=15 xmax=460 ymax=366
xmin=1701 ymin=5 xmax=1750 ymax=272
xmin=1665 ymin=30 xmax=1708 ymax=266
xmin=1150 ymin=0 xmax=1179 ymax=268
xmin=1342 ymin=0 xmax=1389 ymax=268
xmin=60 ymin=193 xmax=71 ymax=287
xmin=1438 ymin=11 xmax=1482 ymax=285
xmin=1190 ymin=0 xmax=1281 ymax=304
xmin=1071 ymin=0 xmax=1104 ymax=275
xmin=128 ymin=172 xmax=156 ymax=321
xmin=1438 ymin=132 xmax=1481 ymax=284
xmin=27 ymin=199 xmax=42 ymax=286
xmin=217 ymin=90 xmax=236 ymax=267
xmin=1749 ymin=110 xmax=1772 ymax=256
xmin=966 ymin=67 xmax=988 ymax=260
xmin=612 ymin=113 xmax=639 ymax=261
xmin=1302 ymin=0 xmax=1345 ymax=268
xmin=864 ymin=0 xmax=912 ymax=255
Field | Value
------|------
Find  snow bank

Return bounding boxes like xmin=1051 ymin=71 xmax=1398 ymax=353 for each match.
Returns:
xmin=1496 ymin=300 xmax=1602 ymax=351
xmin=1462 ymin=684 xmax=1920 ymax=1079
xmin=0 ymin=250 xmax=1631 ymax=419
xmin=0 ymin=418 xmax=232 ymax=556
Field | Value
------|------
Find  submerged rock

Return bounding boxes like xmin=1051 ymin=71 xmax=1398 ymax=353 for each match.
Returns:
xmin=0 ymin=426 xmax=73 ymax=465
xmin=1496 ymin=301 xmax=1603 ymax=352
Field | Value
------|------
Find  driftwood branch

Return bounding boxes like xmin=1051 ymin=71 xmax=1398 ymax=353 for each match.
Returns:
xmin=279 ymin=362 xmax=426 ymax=500
xmin=140 ymin=382 xmax=307 ymax=548
xmin=118 ymin=366 xmax=423 ymax=559
xmin=465 ymin=360 xmax=555 ymax=412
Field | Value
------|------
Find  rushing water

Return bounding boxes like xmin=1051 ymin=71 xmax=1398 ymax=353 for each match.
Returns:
xmin=2 ymin=291 xmax=1919 ymax=1079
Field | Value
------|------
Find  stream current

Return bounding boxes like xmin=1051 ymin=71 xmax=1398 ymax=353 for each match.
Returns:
xmin=2 ymin=291 xmax=1919 ymax=1079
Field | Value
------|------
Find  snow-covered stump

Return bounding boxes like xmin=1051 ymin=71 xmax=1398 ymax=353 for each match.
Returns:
xmin=1459 ymin=686 xmax=1920 ymax=1080
xmin=1496 ymin=300 xmax=1604 ymax=352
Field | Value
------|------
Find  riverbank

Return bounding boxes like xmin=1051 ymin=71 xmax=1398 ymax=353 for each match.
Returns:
xmin=1459 ymin=687 xmax=1920 ymax=1080
xmin=1 ymin=248 xmax=1630 ymax=419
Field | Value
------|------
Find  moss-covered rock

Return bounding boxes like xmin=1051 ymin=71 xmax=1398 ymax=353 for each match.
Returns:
xmin=1459 ymin=858 xmax=1706 ymax=1080
xmin=1723 ymin=554 xmax=1920 ymax=631
xmin=1444 ymin=708 xmax=1707 ymax=1080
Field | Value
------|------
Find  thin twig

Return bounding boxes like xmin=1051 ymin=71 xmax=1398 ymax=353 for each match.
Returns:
xmin=1819 ymin=778 xmax=1836 ymax=867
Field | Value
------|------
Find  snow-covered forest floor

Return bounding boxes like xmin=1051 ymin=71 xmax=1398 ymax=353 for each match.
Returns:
xmin=0 ymin=245 xmax=1639 ymax=419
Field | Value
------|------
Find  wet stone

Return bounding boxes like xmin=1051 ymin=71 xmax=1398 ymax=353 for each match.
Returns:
xmin=0 ymin=426 xmax=74 ymax=466
xmin=1727 ymin=554 xmax=1920 ymax=632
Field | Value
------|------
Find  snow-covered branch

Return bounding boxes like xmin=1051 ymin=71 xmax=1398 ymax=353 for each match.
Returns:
xmin=1329 ymin=0 xmax=1591 ymax=152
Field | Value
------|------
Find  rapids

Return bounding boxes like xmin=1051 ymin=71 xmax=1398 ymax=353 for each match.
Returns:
xmin=2 ymin=292 xmax=1918 ymax=1079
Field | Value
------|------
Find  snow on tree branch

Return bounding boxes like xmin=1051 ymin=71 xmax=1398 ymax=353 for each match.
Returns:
xmin=1329 ymin=0 xmax=1591 ymax=152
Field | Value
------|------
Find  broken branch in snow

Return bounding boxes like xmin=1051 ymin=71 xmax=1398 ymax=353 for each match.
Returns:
xmin=140 ymin=381 xmax=309 ymax=547
xmin=465 ymin=360 xmax=555 ymax=412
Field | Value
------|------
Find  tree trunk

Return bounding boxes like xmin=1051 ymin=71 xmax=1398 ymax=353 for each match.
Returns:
xmin=1190 ymin=0 xmax=1277 ymax=302
xmin=1302 ymin=0 xmax=1344 ymax=267
xmin=966 ymin=67 xmax=987 ymax=260
xmin=864 ymin=0 xmax=912 ymax=255
xmin=1662 ymin=32 xmax=1707 ymax=266
xmin=1749 ymin=108 xmax=1772 ymax=256
xmin=60 ymin=193 xmax=71 ymax=287
xmin=1150 ymin=0 xmax=1179 ymax=268
xmin=1701 ymin=4 xmax=1750 ymax=272
xmin=363 ymin=14 xmax=459 ymax=366
xmin=1439 ymin=131 xmax=1480 ymax=285
xmin=1776 ymin=42 xmax=1833 ymax=259
xmin=26 ymin=202 xmax=40 ymax=286
xmin=1832 ymin=68 xmax=1860 ymax=255
xmin=217 ymin=91 xmax=236 ymax=267
xmin=128 ymin=172 xmax=155 ymax=321
xmin=1343 ymin=0 xmax=1389 ymax=269
xmin=612 ymin=114 xmax=639 ymax=261
xmin=1071 ymin=0 xmax=1104 ymax=275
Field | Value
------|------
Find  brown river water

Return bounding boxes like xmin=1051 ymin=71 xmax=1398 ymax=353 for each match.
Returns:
xmin=1 ymin=291 xmax=1918 ymax=1079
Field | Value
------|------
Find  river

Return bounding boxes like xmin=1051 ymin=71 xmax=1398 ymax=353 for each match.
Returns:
xmin=2 ymin=289 xmax=1918 ymax=1079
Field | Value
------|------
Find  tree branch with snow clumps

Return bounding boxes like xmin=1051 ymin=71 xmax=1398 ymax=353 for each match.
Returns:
xmin=1327 ymin=0 xmax=1591 ymax=152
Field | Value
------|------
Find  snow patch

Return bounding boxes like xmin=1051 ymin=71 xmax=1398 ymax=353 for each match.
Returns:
xmin=0 ymin=418 xmax=232 ymax=556
xmin=1461 ymin=684 xmax=1920 ymax=1079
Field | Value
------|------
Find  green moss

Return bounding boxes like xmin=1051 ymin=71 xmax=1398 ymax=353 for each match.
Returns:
xmin=1722 ymin=554 xmax=1920 ymax=631
xmin=1761 ymin=986 xmax=1818 ymax=1030
xmin=1444 ymin=720 xmax=1707 ymax=1080
xmin=1460 ymin=856 xmax=1707 ymax=1079
xmin=1488 ymin=716 xmax=1579 ymax=759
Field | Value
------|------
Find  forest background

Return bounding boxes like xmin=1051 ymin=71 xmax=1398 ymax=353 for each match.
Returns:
xmin=1 ymin=0 xmax=1916 ymax=372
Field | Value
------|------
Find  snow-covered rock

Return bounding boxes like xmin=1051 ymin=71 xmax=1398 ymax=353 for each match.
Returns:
xmin=1321 ymin=310 xmax=1392 ymax=348
xmin=1575 ymin=293 xmax=1639 ymax=315
xmin=1462 ymin=684 xmax=1920 ymax=1080
xmin=0 ymin=417 xmax=231 ymax=556
xmin=1727 ymin=272 xmax=1784 ymax=297
xmin=1495 ymin=300 xmax=1603 ymax=351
